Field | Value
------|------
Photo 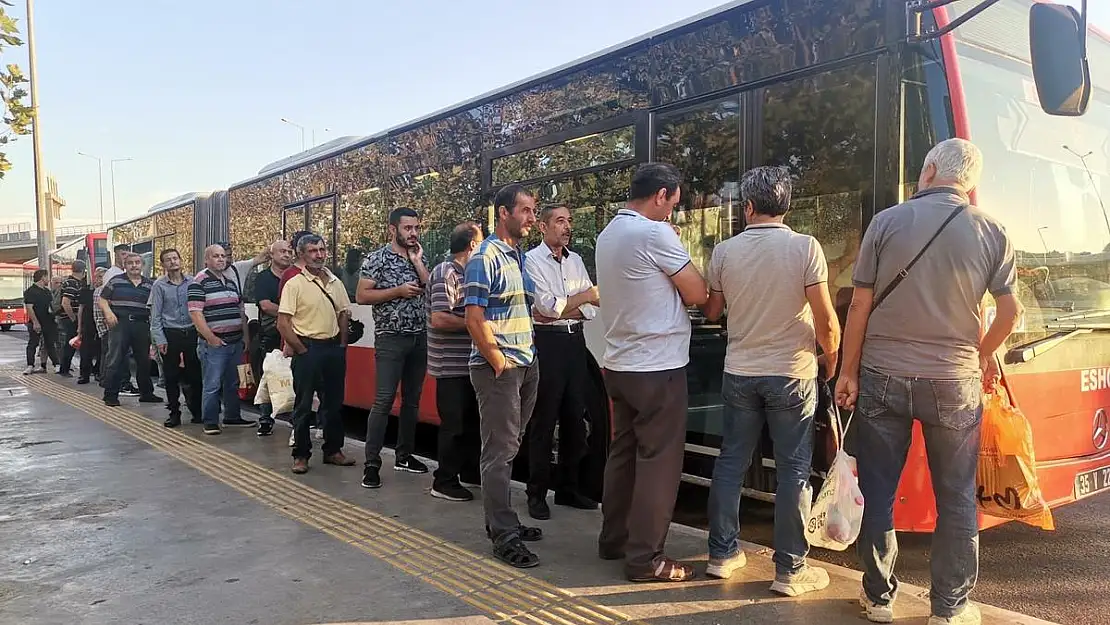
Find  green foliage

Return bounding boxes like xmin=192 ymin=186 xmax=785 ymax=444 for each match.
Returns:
xmin=0 ymin=0 xmax=29 ymax=179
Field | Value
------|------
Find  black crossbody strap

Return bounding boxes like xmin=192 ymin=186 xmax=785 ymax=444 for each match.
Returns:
xmin=872 ymin=203 xmax=967 ymax=311
xmin=308 ymin=275 xmax=341 ymax=313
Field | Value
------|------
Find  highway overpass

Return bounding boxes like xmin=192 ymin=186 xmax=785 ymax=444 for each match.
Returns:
xmin=0 ymin=223 xmax=100 ymax=264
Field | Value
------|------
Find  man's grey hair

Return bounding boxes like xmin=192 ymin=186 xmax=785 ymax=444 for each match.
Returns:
xmin=922 ymin=138 xmax=983 ymax=190
xmin=740 ymin=166 xmax=793 ymax=217
xmin=296 ymin=233 xmax=325 ymax=255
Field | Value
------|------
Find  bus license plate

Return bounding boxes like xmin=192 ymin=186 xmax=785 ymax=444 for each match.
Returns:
xmin=1074 ymin=466 xmax=1110 ymax=501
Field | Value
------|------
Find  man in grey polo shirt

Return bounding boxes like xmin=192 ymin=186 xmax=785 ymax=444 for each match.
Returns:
xmin=595 ymin=162 xmax=708 ymax=583
xmin=701 ymin=166 xmax=841 ymax=596
xmin=836 ymin=138 xmax=1021 ymax=625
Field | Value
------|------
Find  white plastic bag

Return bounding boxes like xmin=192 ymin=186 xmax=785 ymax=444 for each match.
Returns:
xmin=260 ymin=349 xmax=294 ymax=415
xmin=805 ymin=412 xmax=865 ymax=551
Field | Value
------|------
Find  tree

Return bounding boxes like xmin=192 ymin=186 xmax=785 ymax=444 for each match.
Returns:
xmin=0 ymin=0 xmax=29 ymax=179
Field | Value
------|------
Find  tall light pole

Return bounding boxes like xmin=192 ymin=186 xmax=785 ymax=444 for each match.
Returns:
xmin=280 ymin=117 xmax=306 ymax=151
xmin=77 ymin=151 xmax=105 ymax=228
xmin=110 ymin=157 xmax=132 ymax=224
xmin=26 ymin=0 xmax=54 ymax=271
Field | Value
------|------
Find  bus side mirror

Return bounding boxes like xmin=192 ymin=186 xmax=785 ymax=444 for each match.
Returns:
xmin=1029 ymin=3 xmax=1091 ymax=117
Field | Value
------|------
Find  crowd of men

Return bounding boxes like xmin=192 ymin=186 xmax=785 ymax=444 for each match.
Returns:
xmin=20 ymin=137 xmax=1016 ymax=625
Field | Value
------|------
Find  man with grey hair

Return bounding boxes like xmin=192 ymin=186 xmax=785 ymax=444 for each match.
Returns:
xmin=700 ymin=165 xmax=840 ymax=596
xmin=836 ymin=138 xmax=1021 ymax=625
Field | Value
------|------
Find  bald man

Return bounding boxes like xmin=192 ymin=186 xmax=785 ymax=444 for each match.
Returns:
xmin=188 ymin=244 xmax=256 ymax=435
xmin=251 ymin=239 xmax=295 ymax=436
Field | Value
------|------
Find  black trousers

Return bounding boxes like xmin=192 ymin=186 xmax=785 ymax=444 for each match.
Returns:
xmin=432 ymin=375 xmax=482 ymax=490
xmin=525 ymin=327 xmax=589 ymax=498
xmin=103 ymin=317 xmax=154 ymax=401
xmin=26 ymin=321 xmax=59 ymax=367
xmin=164 ymin=327 xmax=202 ymax=419
xmin=58 ymin=317 xmax=78 ymax=373
xmin=291 ymin=338 xmax=346 ymax=460
xmin=79 ymin=327 xmax=100 ymax=380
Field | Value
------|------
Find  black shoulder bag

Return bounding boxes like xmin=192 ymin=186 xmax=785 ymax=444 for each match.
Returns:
xmin=309 ymin=277 xmax=364 ymax=344
xmin=872 ymin=204 xmax=967 ymax=310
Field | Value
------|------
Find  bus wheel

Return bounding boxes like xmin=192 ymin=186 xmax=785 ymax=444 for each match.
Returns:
xmin=0 ymin=325 xmax=10 ymax=332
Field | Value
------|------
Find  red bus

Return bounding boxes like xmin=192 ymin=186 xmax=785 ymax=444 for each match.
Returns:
xmin=108 ymin=0 xmax=1102 ymax=531
xmin=0 ymin=262 xmax=30 ymax=330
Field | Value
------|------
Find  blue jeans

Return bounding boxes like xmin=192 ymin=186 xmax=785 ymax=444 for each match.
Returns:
xmin=197 ymin=340 xmax=243 ymax=426
xmin=707 ymin=374 xmax=816 ymax=576
xmin=853 ymin=367 xmax=982 ymax=618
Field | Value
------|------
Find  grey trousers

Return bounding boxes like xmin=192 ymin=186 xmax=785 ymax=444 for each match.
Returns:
xmin=471 ymin=361 xmax=540 ymax=541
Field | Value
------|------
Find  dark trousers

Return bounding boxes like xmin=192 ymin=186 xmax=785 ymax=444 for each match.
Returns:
xmin=58 ymin=317 xmax=78 ymax=373
xmin=433 ymin=375 xmax=482 ymax=490
xmin=291 ymin=338 xmax=346 ymax=460
xmin=526 ymin=328 xmax=589 ymax=498
xmin=103 ymin=318 xmax=154 ymax=401
xmin=598 ymin=367 xmax=688 ymax=574
xmin=250 ymin=322 xmax=282 ymax=422
xmin=164 ymin=327 xmax=202 ymax=419
xmin=79 ymin=327 xmax=100 ymax=380
xmin=26 ymin=321 xmax=59 ymax=367
xmin=364 ymin=333 xmax=427 ymax=468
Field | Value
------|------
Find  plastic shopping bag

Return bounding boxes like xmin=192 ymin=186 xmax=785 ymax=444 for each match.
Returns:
xmin=976 ymin=386 xmax=1054 ymax=530
xmin=805 ymin=409 xmax=865 ymax=551
xmin=260 ymin=349 xmax=294 ymax=416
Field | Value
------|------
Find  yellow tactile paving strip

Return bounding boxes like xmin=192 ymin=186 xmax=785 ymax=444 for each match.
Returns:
xmin=11 ymin=372 xmax=644 ymax=625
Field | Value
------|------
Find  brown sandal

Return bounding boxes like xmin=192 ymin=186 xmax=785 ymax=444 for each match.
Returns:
xmin=627 ymin=557 xmax=696 ymax=583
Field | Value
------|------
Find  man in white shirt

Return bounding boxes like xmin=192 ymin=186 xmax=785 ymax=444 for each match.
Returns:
xmin=524 ymin=205 xmax=600 ymax=521
xmin=215 ymin=240 xmax=270 ymax=294
xmin=594 ymin=162 xmax=708 ymax=583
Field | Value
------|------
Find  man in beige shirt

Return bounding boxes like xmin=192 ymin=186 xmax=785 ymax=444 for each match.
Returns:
xmin=278 ymin=233 xmax=356 ymax=475
xmin=700 ymin=166 xmax=840 ymax=596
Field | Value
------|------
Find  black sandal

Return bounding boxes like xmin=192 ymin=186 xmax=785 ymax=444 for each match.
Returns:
xmin=493 ymin=537 xmax=539 ymax=569
xmin=485 ymin=524 xmax=544 ymax=542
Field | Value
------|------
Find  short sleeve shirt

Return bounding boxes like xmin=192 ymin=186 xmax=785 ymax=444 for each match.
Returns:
xmin=852 ymin=186 xmax=1017 ymax=379
xmin=187 ymin=269 xmax=244 ymax=343
xmin=426 ymin=259 xmax=471 ymax=378
xmin=361 ymin=245 xmax=427 ymax=336
xmin=59 ymin=275 xmax=82 ymax=319
xmin=101 ymin=274 xmax=155 ymax=319
xmin=595 ymin=208 xmax=692 ymax=372
xmin=707 ymin=223 xmax=828 ymax=379
xmin=278 ymin=269 xmax=350 ymax=340
xmin=463 ymin=236 xmax=536 ymax=368
xmin=23 ymin=284 xmax=53 ymax=325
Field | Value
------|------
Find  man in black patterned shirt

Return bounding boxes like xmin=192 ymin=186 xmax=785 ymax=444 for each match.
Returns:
xmin=356 ymin=207 xmax=431 ymax=489
xmin=57 ymin=260 xmax=87 ymax=378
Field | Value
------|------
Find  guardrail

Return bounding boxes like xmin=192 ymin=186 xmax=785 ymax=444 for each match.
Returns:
xmin=0 ymin=223 xmax=100 ymax=244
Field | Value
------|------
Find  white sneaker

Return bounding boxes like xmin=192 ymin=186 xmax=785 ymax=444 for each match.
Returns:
xmin=706 ymin=552 xmax=747 ymax=579
xmin=288 ymin=431 xmax=295 ymax=447
xmin=928 ymin=604 xmax=981 ymax=625
xmin=313 ymin=426 xmax=323 ymax=440
xmin=22 ymin=365 xmax=35 ymax=375
xmin=859 ymin=590 xmax=895 ymax=623
xmin=769 ymin=565 xmax=830 ymax=597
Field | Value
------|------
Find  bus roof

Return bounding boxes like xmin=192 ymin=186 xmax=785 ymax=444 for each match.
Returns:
xmin=109 ymin=191 xmax=211 ymax=231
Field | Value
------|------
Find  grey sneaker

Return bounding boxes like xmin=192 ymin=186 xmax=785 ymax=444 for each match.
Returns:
xmin=769 ymin=565 xmax=830 ymax=597
xmin=928 ymin=604 xmax=981 ymax=625
xmin=859 ymin=590 xmax=895 ymax=623
xmin=22 ymin=365 xmax=34 ymax=375
xmin=705 ymin=552 xmax=747 ymax=579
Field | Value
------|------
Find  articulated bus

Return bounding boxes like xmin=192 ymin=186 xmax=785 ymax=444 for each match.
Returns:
xmin=108 ymin=0 xmax=1106 ymax=531
xmin=25 ymin=232 xmax=111 ymax=278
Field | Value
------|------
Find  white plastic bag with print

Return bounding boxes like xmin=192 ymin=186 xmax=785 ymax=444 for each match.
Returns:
xmin=805 ymin=411 xmax=865 ymax=551
xmin=259 ymin=349 xmax=294 ymax=416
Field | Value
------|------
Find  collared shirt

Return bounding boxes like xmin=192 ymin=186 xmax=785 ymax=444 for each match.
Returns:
xmin=58 ymin=274 xmax=83 ymax=320
xmin=426 ymin=259 xmax=471 ymax=378
xmin=187 ymin=268 xmax=244 ymax=343
xmin=595 ymin=208 xmax=692 ymax=373
xmin=463 ymin=235 xmax=536 ymax=368
xmin=278 ymin=268 xmax=350 ymax=340
xmin=525 ymin=241 xmax=597 ymax=328
xmin=222 ymin=259 xmax=256 ymax=295
xmin=361 ymin=245 xmax=427 ymax=336
xmin=101 ymin=274 xmax=155 ymax=319
xmin=150 ymin=274 xmax=195 ymax=346
xmin=92 ymin=287 xmax=108 ymax=336
xmin=852 ymin=186 xmax=1017 ymax=379
xmin=707 ymin=222 xmax=828 ymax=379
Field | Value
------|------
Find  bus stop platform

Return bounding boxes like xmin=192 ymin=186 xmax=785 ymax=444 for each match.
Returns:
xmin=0 ymin=337 xmax=1055 ymax=625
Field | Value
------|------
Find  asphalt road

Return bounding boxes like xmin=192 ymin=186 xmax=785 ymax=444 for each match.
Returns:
xmin=4 ymin=327 xmax=1106 ymax=623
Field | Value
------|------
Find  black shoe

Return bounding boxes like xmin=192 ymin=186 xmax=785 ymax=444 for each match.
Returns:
xmin=361 ymin=466 xmax=382 ymax=489
xmin=120 ymin=385 xmax=139 ymax=397
xmin=528 ymin=495 xmax=551 ymax=521
xmin=164 ymin=415 xmax=181 ymax=428
xmin=554 ymin=492 xmax=599 ymax=510
xmin=189 ymin=415 xmax=203 ymax=424
xmin=222 ymin=418 xmax=257 ymax=428
xmin=58 ymin=371 xmax=73 ymax=378
xmin=103 ymin=397 xmax=121 ymax=407
xmin=76 ymin=377 xmax=90 ymax=385
xmin=203 ymin=424 xmax=222 ymax=436
xmin=139 ymin=395 xmax=164 ymax=404
xmin=257 ymin=421 xmax=274 ymax=437
xmin=394 ymin=457 xmax=429 ymax=474
xmin=430 ymin=483 xmax=474 ymax=502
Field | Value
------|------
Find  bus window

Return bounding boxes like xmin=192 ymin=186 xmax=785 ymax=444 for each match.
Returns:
xmin=93 ymin=237 xmax=109 ymax=269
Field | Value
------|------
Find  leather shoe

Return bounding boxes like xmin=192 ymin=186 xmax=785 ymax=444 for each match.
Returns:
xmin=527 ymin=495 xmax=551 ymax=520
xmin=555 ymin=492 xmax=598 ymax=510
xmin=292 ymin=458 xmax=309 ymax=474
xmin=323 ymin=452 xmax=356 ymax=466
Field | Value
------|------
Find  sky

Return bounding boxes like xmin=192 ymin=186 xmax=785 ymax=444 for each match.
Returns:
xmin=0 ymin=0 xmax=1105 ymax=230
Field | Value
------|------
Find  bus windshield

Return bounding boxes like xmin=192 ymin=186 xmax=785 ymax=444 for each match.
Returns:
xmin=0 ymin=272 xmax=24 ymax=306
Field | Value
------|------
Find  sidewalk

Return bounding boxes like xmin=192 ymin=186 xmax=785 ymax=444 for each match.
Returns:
xmin=0 ymin=334 xmax=1055 ymax=625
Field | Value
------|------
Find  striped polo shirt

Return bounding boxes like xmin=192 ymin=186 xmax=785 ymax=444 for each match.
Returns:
xmin=463 ymin=236 xmax=536 ymax=368
xmin=426 ymin=259 xmax=472 ymax=378
xmin=187 ymin=268 xmax=244 ymax=343
xmin=101 ymin=274 xmax=154 ymax=319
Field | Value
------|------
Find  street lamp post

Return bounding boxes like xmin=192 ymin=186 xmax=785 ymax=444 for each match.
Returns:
xmin=77 ymin=151 xmax=105 ymax=228
xmin=280 ymin=117 xmax=306 ymax=151
xmin=26 ymin=0 xmax=54 ymax=271
xmin=110 ymin=157 xmax=132 ymax=224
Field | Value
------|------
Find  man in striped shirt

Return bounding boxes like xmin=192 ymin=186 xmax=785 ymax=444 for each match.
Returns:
xmin=99 ymin=253 xmax=162 ymax=407
xmin=188 ymin=244 xmax=255 ymax=435
xmin=464 ymin=183 xmax=542 ymax=569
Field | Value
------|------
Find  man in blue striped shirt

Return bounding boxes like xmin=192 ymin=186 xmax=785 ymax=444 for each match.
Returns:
xmin=464 ymin=183 xmax=542 ymax=569
xmin=99 ymin=253 xmax=162 ymax=407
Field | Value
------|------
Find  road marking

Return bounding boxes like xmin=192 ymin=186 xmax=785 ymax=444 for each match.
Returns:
xmin=11 ymin=372 xmax=641 ymax=625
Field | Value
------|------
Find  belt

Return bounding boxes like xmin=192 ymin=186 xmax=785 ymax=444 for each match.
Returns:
xmin=534 ymin=322 xmax=583 ymax=334
xmin=300 ymin=334 xmax=341 ymax=345
xmin=122 ymin=315 xmax=149 ymax=322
